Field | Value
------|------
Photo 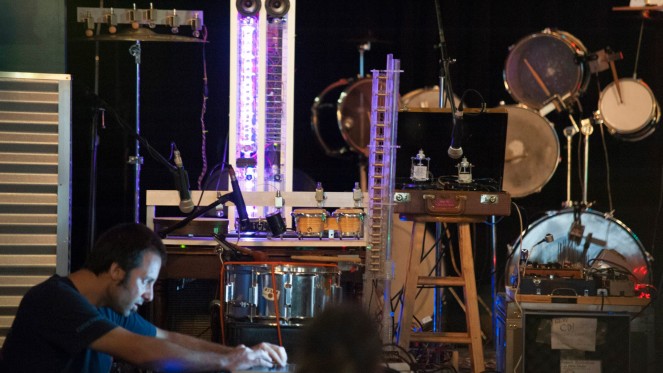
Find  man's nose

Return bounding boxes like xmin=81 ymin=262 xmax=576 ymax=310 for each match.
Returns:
xmin=143 ymin=284 xmax=154 ymax=302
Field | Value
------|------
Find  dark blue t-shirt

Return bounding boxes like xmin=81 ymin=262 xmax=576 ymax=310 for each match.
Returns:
xmin=1 ymin=275 xmax=156 ymax=373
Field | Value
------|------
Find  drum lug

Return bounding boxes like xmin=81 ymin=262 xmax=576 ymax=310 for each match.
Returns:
xmin=284 ymin=282 xmax=292 ymax=307
xmin=225 ymin=282 xmax=234 ymax=303
xmin=250 ymin=283 xmax=259 ymax=307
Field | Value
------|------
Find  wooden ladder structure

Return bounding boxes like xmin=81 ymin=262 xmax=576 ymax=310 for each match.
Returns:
xmin=397 ymin=215 xmax=486 ymax=373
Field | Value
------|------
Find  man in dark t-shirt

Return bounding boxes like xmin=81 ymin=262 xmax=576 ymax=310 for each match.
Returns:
xmin=1 ymin=223 xmax=287 ymax=373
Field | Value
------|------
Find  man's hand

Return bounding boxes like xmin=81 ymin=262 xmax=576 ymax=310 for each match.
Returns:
xmin=225 ymin=343 xmax=288 ymax=371
xmin=251 ymin=342 xmax=288 ymax=367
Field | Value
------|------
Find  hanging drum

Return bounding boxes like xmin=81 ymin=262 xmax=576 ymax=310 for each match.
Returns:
xmin=504 ymin=28 xmax=590 ymax=110
xmin=598 ymin=78 xmax=660 ymax=141
xmin=505 ymin=209 xmax=652 ymax=291
xmin=311 ymin=77 xmax=372 ymax=158
xmin=501 ymin=105 xmax=560 ymax=198
xmin=400 ymin=86 xmax=459 ymax=109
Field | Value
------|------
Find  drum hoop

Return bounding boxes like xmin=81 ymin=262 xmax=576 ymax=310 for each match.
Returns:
xmin=509 ymin=208 xmax=651 ymax=284
xmin=310 ymin=78 xmax=352 ymax=157
xmin=599 ymin=78 xmax=660 ymax=137
xmin=502 ymin=105 xmax=560 ymax=198
xmin=292 ymin=212 xmax=327 ymax=218
xmin=504 ymin=30 xmax=589 ymax=109
xmin=336 ymin=78 xmax=373 ymax=156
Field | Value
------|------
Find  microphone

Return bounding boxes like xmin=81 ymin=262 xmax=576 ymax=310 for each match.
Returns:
xmin=228 ymin=165 xmax=251 ymax=231
xmin=173 ymin=148 xmax=194 ymax=213
xmin=447 ymin=108 xmax=463 ymax=159
xmin=535 ymin=233 xmax=555 ymax=246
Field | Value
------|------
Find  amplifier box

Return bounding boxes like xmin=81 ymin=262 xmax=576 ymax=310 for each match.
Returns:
xmin=495 ymin=293 xmax=655 ymax=373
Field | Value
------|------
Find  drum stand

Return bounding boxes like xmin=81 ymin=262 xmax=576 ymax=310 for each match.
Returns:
xmin=562 ymin=119 xmax=580 ymax=208
xmin=128 ymin=41 xmax=143 ymax=223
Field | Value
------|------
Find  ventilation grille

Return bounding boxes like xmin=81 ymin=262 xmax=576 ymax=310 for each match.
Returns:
xmin=0 ymin=72 xmax=71 ymax=346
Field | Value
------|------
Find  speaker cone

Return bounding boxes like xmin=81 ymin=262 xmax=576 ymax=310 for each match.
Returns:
xmin=236 ymin=0 xmax=261 ymax=16
xmin=266 ymin=0 xmax=290 ymax=17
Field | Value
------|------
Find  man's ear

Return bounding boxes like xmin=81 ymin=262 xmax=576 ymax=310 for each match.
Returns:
xmin=109 ymin=262 xmax=126 ymax=282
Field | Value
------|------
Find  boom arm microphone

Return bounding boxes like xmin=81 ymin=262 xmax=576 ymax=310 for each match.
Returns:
xmin=173 ymin=148 xmax=194 ymax=213
xmin=228 ymin=165 xmax=251 ymax=231
xmin=447 ymin=109 xmax=464 ymax=159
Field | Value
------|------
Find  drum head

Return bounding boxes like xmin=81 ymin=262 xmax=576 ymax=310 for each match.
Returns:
xmin=506 ymin=209 xmax=652 ymax=288
xmin=400 ymin=86 xmax=459 ymax=109
xmin=504 ymin=29 xmax=589 ymax=109
xmin=502 ymin=105 xmax=560 ymax=198
xmin=337 ymin=78 xmax=373 ymax=157
xmin=311 ymin=79 xmax=354 ymax=158
xmin=599 ymin=78 xmax=660 ymax=141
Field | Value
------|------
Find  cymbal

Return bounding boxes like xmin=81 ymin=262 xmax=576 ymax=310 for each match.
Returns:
xmin=77 ymin=27 xmax=207 ymax=43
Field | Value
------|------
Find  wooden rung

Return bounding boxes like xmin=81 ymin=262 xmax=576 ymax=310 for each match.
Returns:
xmin=417 ymin=276 xmax=465 ymax=287
xmin=410 ymin=331 xmax=472 ymax=344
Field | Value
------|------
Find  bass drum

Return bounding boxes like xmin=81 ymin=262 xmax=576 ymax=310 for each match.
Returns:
xmin=504 ymin=28 xmax=590 ymax=110
xmin=505 ymin=209 xmax=652 ymax=289
xmin=400 ymin=86 xmax=459 ymax=109
xmin=598 ymin=78 xmax=660 ymax=141
xmin=311 ymin=78 xmax=372 ymax=158
xmin=501 ymin=105 xmax=560 ymax=198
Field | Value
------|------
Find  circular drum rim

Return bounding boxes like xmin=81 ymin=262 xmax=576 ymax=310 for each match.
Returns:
xmin=505 ymin=208 xmax=652 ymax=289
xmin=598 ymin=77 xmax=661 ymax=141
xmin=501 ymin=104 xmax=560 ymax=198
xmin=504 ymin=29 xmax=589 ymax=110
xmin=337 ymin=78 xmax=373 ymax=157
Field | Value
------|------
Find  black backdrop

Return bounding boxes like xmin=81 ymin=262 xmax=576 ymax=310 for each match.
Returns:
xmin=66 ymin=0 xmax=662 ymax=356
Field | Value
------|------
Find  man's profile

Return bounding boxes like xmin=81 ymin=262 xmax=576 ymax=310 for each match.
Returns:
xmin=1 ymin=222 xmax=287 ymax=372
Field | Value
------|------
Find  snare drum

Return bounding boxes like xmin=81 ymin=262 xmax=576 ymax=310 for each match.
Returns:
xmin=332 ymin=208 xmax=365 ymax=239
xmin=224 ymin=265 xmax=260 ymax=321
xmin=255 ymin=263 xmax=342 ymax=324
xmin=504 ymin=29 xmax=590 ymax=110
xmin=598 ymin=78 xmax=660 ymax=141
xmin=501 ymin=105 xmax=560 ymax=198
xmin=292 ymin=208 xmax=327 ymax=238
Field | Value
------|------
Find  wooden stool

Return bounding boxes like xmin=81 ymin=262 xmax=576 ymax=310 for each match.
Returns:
xmin=397 ymin=215 xmax=485 ymax=373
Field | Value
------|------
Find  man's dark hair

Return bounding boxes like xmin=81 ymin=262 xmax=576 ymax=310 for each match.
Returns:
xmin=84 ymin=223 xmax=167 ymax=275
xmin=295 ymin=302 xmax=383 ymax=373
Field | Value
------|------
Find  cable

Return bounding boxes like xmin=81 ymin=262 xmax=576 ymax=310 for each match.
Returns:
xmin=196 ymin=25 xmax=210 ymax=190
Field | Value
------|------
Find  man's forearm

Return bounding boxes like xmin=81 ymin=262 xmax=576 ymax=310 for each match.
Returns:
xmin=157 ymin=328 xmax=236 ymax=354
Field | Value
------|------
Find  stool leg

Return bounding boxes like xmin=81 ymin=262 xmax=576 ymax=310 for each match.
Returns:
xmin=397 ymin=222 xmax=424 ymax=351
xmin=458 ymin=222 xmax=485 ymax=373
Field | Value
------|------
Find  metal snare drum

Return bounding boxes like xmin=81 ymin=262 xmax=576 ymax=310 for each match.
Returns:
xmin=255 ymin=263 xmax=342 ymax=324
xmin=224 ymin=264 xmax=260 ymax=321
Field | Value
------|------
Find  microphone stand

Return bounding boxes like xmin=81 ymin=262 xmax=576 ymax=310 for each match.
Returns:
xmin=432 ymin=0 xmax=462 ymax=335
xmin=434 ymin=0 xmax=459 ymax=116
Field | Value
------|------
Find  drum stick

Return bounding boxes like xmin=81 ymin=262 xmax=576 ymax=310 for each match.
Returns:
xmin=609 ymin=60 xmax=623 ymax=103
xmin=523 ymin=58 xmax=552 ymax=97
xmin=290 ymin=255 xmax=362 ymax=263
